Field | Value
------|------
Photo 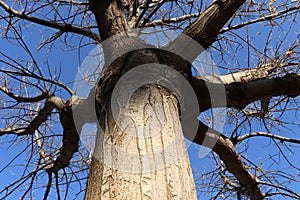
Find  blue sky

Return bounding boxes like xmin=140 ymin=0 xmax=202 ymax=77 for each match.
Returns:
xmin=1 ymin=0 xmax=300 ymax=199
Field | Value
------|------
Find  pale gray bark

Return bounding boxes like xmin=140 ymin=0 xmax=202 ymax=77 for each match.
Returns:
xmin=84 ymin=85 xmax=197 ymax=200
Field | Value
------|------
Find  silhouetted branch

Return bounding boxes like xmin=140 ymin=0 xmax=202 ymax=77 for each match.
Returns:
xmin=0 ymin=96 xmax=65 ymax=136
xmin=190 ymin=73 xmax=300 ymax=111
xmin=0 ymin=0 xmax=101 ymax=43
xmin=220 ymin=4 xmax=300 ymax=34
xmin=237 ymin=132 xmax=300 ymax=144
xmin=0 ymin=87 xmax=50 ymax=103
xmin=185 ymin=121 xmax=264 ymax=199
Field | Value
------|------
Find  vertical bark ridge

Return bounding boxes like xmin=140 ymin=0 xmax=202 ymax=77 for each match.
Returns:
xmin=85 ymin=85 xmax=197 ymax=199
xmin=89 ymin=0 xmax=128 ymax=41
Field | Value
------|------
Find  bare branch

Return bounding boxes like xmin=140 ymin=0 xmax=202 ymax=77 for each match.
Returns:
xmin=258 ymin=181 xmax=300 ymax=199
xmin=220 ymin=4 xmax=300 ymax=34
xmin=0 ymin=96 xmax=65 ymax=136
xmin=144 ymin=13 xmax=200 ymax=27
xmin=199 ymin=61 xmax=285 ymax=84
xmin=46 ymin=95 xmax=87 ymax=173
xmin=166 ymin=0 xmax=247 ymax=73
xmin=225 ymin=73 xmax=300 ymax=109
xmin=43 ymin=172 xmax=53 ymax=200
xmin=0 ymin=92 xmax=94 ymax=173
xmin=0 ymin=86 xmax=50 ymax=103
xmin=0 ymin=68 xmax=75 ymax=96
xmin=185 ymin=122 xmax=264 ymax=199
xmin=34 ymin=131 xmax=53 ymax=170
xmin=0 ymin=0 xmax=101 ymax=43
xmin=89 ymin=0 xmax=128 ymax=41
xmin=190 ymin=73 xmax=300 ymax=111
xmin=56 ymin=0 xmax=89 ymax=6
xmin=182 ymin=0 xmax=246 ymax=49
xmin=236 ymin=132 xmax=300 ymax=144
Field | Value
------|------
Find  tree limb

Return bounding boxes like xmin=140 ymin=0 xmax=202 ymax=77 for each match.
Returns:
xmin=225 ymin=73 xmax=300 ymax=109
xmin=183 ymin=0 xmax=246 ymax=49
xmin=0 ymin=0 xmax=101 ymax=43
xmin=166 ymin=0 xmax=245 ymax=75
xmin=189 ymin=73 xmax=300 ymax=111
xmin=183 ymin=73 xmax=300 ymax=199
xmin=47 ymin=95 xmax=95 ymax=173
xmin=0 ymin=96 xmax=64 ymax=136
xmin=258 ymin=181 xmax=300 ymax=199
xmin=199 ymin=61 xmax=284 ymax=84
xmin=0 ymin=87 xmax=50 ymax=103
xmin=89 ymin=0 xmax=128 ymax=41
xmin=0 ymin=91 xmax=96 ymax=172
xmin=184 ymin=121 xmax=264 ymax=200
xmin=236 ymin=132 xmax=300 ymax=144
xmin=144 ymin=13 xmax=200 ymax=27
xmin=220 ymin=4 xmax=300 ymax=34
xmin=166 ymin=0 xmax=247 ymax=73
xmin=47 ymin=106 xmax=80 ymax=173
xmin=34 ymin=131 xmax=52 ymax=165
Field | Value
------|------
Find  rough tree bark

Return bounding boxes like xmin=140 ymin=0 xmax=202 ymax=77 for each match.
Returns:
xmin=0 ymin=0 xmax=300 ymax=199
xmin=84 ymin=0 xmax=262 ymax=199
xmin=84 ymin=84 xmax=197 ymax=199
xmin=84 ymin=0 xmax=198 ymax=199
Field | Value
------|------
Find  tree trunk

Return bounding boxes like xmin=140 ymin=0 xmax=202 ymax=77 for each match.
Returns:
xmin=84 ymin=85 xmax=197 ymax=200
